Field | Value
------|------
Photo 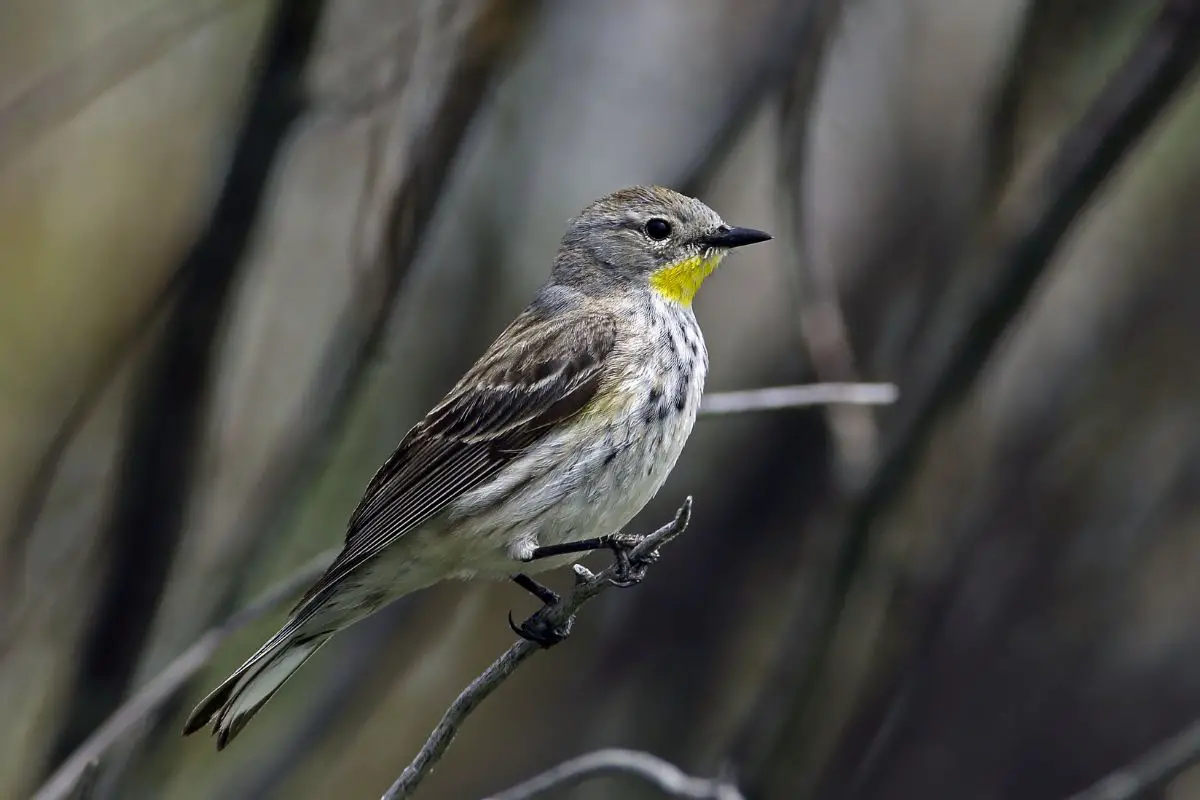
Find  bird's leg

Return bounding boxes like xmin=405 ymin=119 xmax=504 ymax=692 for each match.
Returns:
xmin=509 ymin=530 xmax=663 ymax=646
xmin=523 ymin=536 xmax=611 ymax=560
xmin=508 ymin=574 xmax=570 ymax=648
xmin=511 ymin=573 xmax=559 ymax=605
xmin=524 ymin=533 xmax=660 ymax=588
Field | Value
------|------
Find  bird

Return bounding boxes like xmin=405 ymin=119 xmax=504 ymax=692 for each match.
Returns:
xmin=182 ymin=185 xmax=771 ymax=749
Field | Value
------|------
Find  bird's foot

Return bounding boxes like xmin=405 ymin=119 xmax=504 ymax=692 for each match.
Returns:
xmin=508 ymin=607 xmax=573 ymax=648
xmin=604 ymin=533 xmax=661 ymax=588
xmin=508 ymin=574 xmax=569 ymax=647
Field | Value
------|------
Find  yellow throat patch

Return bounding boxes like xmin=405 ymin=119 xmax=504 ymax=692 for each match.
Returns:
xmin=648 ymin=252 xmax=725 ymax=306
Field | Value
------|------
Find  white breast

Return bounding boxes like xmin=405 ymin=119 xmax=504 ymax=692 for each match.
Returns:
xmin=446 ymin=297 xmax=708 ymax=577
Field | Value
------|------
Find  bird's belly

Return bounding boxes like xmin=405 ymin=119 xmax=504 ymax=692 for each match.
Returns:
xmin=446 ymin=383 xmax=701 ymax=578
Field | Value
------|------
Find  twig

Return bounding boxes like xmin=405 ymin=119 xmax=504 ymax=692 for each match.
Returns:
xmin=482 ymin=747 xmax=743 ymax=800
xmin=1067 ymin=717 xmax=1200 ymax=800
xmin=31 ymin=550 xmax=336 ymax=800
xmin=380 ymin=498 xmax=694 ymax=800
xmin=700 ymin=383 xmax=897 ymax=415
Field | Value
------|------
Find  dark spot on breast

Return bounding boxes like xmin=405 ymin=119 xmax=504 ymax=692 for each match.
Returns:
xmin=648 ymin=385 xmax=662 ymax=403
xmin=603 ymin=447 xmax=618 ymax=466
xmin=658 ymin=403 xmax=671 ymax=421
xmin=675 ymin=393 xmax=686 ymax=412
xmin=688 ymin=338 xmax=698 ymax=356
xmin=643 ymin=406 xmax=656 ymax=426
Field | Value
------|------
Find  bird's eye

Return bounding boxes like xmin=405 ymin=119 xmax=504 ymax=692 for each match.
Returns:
xmin=644 ymin=218 xmax=672 ymax=241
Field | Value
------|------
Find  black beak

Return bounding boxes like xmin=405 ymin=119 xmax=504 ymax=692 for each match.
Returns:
xmin=698 ymin=225 xmax=773 ymax=249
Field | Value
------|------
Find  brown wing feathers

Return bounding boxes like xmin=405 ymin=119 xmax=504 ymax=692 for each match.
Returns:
xmin=292 ymin=310 xmax=617 ymax=609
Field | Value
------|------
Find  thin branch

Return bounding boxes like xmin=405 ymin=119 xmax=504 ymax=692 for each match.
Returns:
xmin=380 ymin=498 xmax=694 ymax=800
xmin=31 ymin=550 xmax=335 ymax=800
xmin=1067 ymin=717 xmax=1200 ymax=800
xmin=700 ymin=383 xmax=897 ymax=415
xmin=483 ymin=748 xmax=743 ymax=800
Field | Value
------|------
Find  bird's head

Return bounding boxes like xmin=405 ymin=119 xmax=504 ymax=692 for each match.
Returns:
xmin=552 ymin=186 xmax=772 ymax=306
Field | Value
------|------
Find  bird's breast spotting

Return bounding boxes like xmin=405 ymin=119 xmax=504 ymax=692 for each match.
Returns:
xmin=543 ymin=297 xmax=708 ymax=540
xmin=444 ymin=300 xmax=707 ymax=569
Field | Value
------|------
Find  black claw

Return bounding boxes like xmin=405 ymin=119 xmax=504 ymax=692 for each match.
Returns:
xmin=608 ymin=562 xmax=648 ymax=588
xmin=508 ymin=610 xmax=572 ymax=648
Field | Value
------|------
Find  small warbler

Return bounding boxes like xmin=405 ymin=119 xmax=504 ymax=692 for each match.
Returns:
xmin=183 ymin=185 xmax=770 ymax=748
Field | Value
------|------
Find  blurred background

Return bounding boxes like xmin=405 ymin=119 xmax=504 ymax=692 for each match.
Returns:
xmin=4 ymin=1 xmax=1200 ymax=798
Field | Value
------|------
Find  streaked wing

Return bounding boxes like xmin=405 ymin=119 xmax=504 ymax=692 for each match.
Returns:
xmin=294 ymin=307 xmax=618 ymax=608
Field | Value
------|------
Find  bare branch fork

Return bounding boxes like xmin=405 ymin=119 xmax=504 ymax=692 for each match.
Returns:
xmin=380 ymin=498 xmax=694 ymax=800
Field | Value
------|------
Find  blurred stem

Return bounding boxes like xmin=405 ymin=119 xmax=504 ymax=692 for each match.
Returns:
xmin=47 ymin=0 xmax=327 ymax=777
xmin=482 ymin=748 xmax=743 ymax=800
xmin=742 ymin=0 xmax=1200 ymax=794
xmin=30 ymin=550 xmax=335 ymax=800
xmin=775 ymin=0 xmax=878 ymax=486
xmin=2 ymin=273 xmax=181 ymax=630
xmin=681 ymin=0 xmax=840 ymax=196
xmin=1067 ymin=716 xmax=1200 ymax=799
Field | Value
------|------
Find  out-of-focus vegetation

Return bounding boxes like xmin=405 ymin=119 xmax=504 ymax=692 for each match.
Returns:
xmin=4 ymin=1 xmax=1200 ymax=798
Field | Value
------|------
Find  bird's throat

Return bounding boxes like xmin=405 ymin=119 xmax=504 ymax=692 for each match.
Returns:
xmin=648 ymin=252 xmax=724 ymax=306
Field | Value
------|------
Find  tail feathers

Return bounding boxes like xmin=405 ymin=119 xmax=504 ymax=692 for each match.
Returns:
xmin=183 ymin=633 xmax=329 ymax=749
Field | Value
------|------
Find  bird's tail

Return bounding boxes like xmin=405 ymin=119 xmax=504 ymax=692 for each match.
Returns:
xmin=182 ymin=628 xmax=331 ymax=749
